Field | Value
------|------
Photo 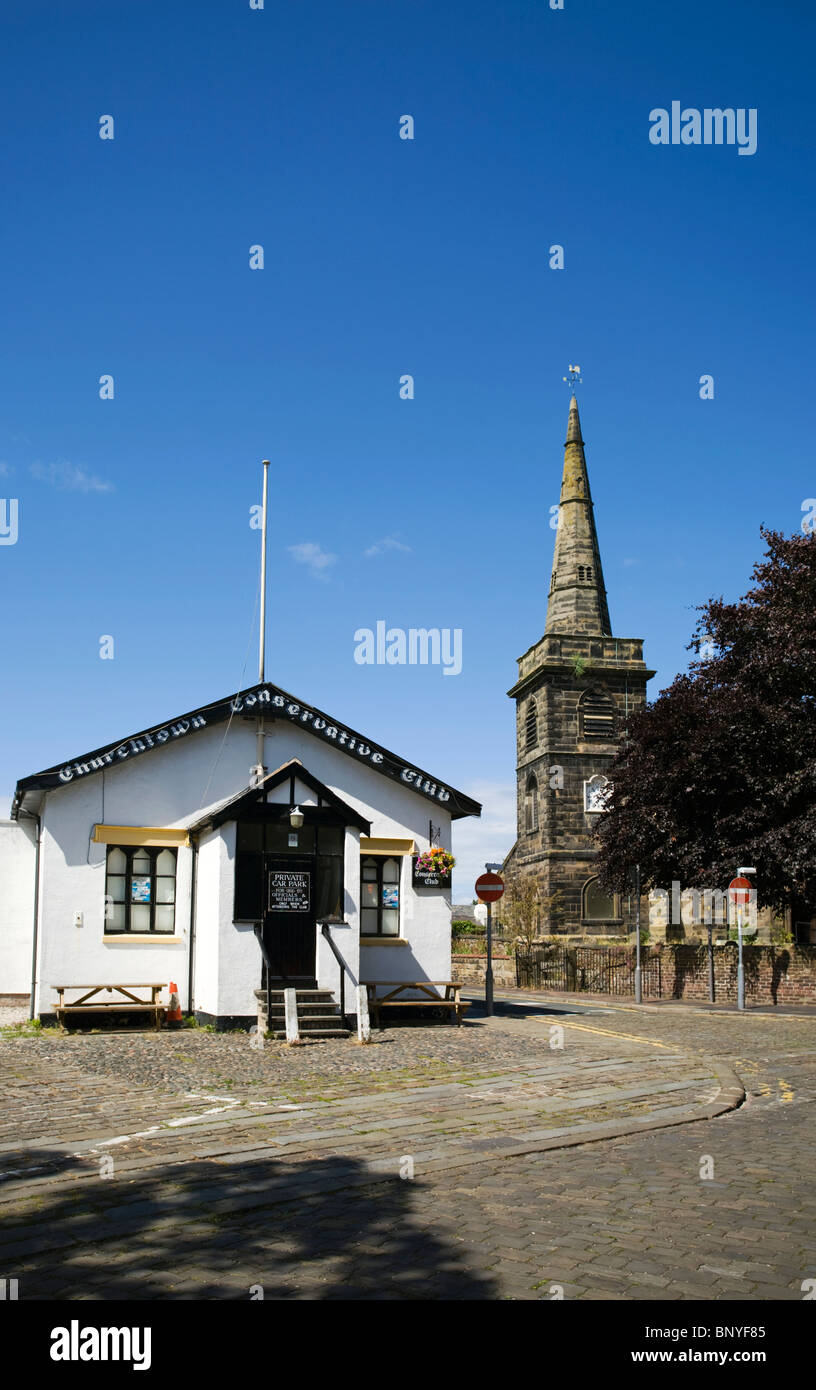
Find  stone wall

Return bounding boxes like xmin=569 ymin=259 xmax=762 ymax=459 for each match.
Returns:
xmin=451 ymin=954 xmax=517 ymax=987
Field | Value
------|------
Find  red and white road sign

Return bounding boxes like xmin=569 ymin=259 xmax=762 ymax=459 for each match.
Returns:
xmin=728 ymin=876 xmax=753 ymax=907
xmin=475 ymin=871 xmax=505 ymax=903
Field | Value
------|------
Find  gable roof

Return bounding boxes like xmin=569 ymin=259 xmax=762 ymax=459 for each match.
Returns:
xmin=187 ymin=759 xmax=371 ymax=835
xmin=11 ymin=680 xmax=481 ymax=821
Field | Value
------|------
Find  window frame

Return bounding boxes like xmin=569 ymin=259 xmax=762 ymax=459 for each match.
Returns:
xmin=525 ymin=774 xmax=539 ymax=833
xmin=104 ymin=845 xmax=178 ymax=935
xmin=582 ymin=875 xmax=620 ymax=922
xmin=525 ymin=699 xmax=537 ymax=750
xmin=360 ymin=854 xmax=402 ymax=937
xmin=584 ymin=774 xmax=611 ymax=813
xmin=581 ymin=690 xmax=615 ymax=740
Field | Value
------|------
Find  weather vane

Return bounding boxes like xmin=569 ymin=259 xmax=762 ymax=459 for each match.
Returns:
xmin=563 ymin=364 xmax=582 ymax=390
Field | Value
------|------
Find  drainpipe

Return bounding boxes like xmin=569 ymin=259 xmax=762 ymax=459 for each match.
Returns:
xmin=27 ymin=813 xmax=42 ymax=1020
xmin=187 ymin=836 xmax=198 ymax=1017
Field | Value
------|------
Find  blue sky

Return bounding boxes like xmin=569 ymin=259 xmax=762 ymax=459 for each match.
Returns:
xmin=1 ymin=0 xmax=813 ymax=896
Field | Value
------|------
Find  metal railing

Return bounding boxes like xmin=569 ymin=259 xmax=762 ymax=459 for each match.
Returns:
xmin=516 ymin=945 xmax=662 ymax=998
xmin=253 ymin=923 xmax=272 ymax=1026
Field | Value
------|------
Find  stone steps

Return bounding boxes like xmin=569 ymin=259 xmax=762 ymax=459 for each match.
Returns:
xmin=255 ymin=986 xmax=350 ymax=1040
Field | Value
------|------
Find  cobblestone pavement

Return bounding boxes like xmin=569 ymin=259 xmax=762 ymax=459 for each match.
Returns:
xmin=0 ymin=995 xmax=813 ymax=1300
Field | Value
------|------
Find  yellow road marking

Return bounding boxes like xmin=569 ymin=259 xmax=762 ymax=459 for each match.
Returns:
xmin=556 ymin=1020 xmax=684 ymax=1052
xmin=778 ymin=1079 xmax=795 ymax=1103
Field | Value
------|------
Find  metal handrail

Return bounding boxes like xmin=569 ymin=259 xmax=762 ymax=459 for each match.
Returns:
xmin=320 ymin=921 xmax=350 ymax=1026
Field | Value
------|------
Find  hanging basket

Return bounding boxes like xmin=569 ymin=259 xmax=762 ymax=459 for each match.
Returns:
xmin=413 ymin=847 xmax=455 ymax=887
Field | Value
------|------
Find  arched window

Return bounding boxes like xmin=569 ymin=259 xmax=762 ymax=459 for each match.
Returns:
xmin=525 ymin=699 xmax=537 ymax=750
xmin=582 ymin=876 xmax=618 ymax=920
xmin=584 ymin=774 xmax=611 ymax=813
xmin=581 ymin=690 xmax=614 ymax=739
xmin=525 ymin=774 xmax=539 ymax=833
xmin=577 ymin=565 xmax=593 ymax=582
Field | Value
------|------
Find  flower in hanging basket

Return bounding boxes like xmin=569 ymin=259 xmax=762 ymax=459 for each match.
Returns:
xmin=415 ymin=847 xmax=455 ymax=875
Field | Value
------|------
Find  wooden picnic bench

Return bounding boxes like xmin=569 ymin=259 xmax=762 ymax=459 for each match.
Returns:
xmin=365 ymin=981 xmax=470 ymax=1029
xmin=53 ymin=984 xmax=167 ymax=1030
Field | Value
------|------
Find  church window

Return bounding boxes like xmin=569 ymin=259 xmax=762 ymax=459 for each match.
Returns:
xmin=577 ymin=566 xmax=593 ymax=582
xmin=525 ymin=774 xmax=539 ymax=833
xmin=525 ymin=700 xmax=537 ymax=749
xmin=581 ymin=690 xmax=614 ymax=739
xmin=582 ymin=877 xmax=619 ymax=920
xmin=584 ymin=775 xmax=611 ymax=813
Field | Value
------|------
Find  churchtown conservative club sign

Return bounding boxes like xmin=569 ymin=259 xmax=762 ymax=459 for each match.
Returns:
xmin=13 ymin=682 xmax=481 ymax=820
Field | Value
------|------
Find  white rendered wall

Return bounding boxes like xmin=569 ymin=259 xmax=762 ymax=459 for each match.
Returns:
xmin=259 ymin=725 xmax=454 ymax=998
xmin=28 ymin=713 xmax=460 ymax=1017
xmin=0 ymin=818 xmax=37 ymax=995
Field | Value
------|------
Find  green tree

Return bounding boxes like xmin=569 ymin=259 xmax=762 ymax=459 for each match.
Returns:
xmin=500 ymin=877 xmax=563 ymax=951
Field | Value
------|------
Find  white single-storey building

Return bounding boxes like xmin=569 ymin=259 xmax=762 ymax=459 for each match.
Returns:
xmin=1 ymin=681 xmax=480 ymax=1027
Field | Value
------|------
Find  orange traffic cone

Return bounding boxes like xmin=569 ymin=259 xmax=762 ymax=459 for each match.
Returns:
xmin=166 ymin=981 xmax=183 ymax=1028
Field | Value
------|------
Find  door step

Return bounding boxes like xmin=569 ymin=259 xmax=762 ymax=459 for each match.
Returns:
xmin=268 ymin=1028 xmax=350 ymax=1040
xmin=255 ymin=987 xmax=350 ymax=1040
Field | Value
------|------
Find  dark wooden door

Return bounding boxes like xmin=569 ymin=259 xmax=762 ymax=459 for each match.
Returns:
xmin=263 ymin=855 xmax=316 ymax=980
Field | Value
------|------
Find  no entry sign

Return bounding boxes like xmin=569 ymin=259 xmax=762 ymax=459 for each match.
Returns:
xmin=475 ymin=871 xmax=505 ymax=903
xmin=728 ymin=876 xmax=753 ymax=907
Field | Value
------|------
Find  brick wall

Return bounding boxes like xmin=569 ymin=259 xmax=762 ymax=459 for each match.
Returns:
xmin=660 ymin=944 xmax=816 ymax=1005
xmin=452 ymin=943 xmax=816 ymax=1003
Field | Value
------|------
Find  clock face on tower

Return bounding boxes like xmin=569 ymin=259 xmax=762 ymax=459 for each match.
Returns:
xmin=584 ymin=775 xmax=611 ymax=813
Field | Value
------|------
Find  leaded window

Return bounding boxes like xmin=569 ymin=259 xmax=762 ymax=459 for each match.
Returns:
xmin=360 ymin=855 xmax=401 ymax=936
xmin=105 ymin=846 xmax=177 ymax=934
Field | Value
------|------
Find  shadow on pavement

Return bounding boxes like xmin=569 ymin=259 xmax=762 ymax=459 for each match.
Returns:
xmin=1 ymin=1147 xmax=497 ymax=1301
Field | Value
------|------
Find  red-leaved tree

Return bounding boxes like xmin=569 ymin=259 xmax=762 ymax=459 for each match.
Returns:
xmin=596 ymin=528 xmax=816 ymax=915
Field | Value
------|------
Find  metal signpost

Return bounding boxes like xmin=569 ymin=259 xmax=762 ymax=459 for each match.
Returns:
xmin=729 ymin=869 xmax=755 ymax=1012
xmin=475 ymin=870 xmax=505 ymax=1017
xmin=633 ymin=863 xmax=642 ymax=1004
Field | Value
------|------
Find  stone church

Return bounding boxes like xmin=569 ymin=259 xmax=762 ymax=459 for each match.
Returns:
xmin=503 ymin=396 xmax=655 ymax=936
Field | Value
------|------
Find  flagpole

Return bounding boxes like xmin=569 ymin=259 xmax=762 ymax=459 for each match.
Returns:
xmin=256 ymin=459 xmax=270 ymax=781
xmin=259 ymin=459 xmax=270 ymax=682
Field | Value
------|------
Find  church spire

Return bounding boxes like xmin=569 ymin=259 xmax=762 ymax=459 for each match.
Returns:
xmin=545 ymin=396 xmax=612 ymax=636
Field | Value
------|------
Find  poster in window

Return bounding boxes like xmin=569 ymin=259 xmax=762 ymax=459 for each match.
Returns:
xmin=131 ymin=877 xmax=151 ymax=903
xmin=382 ymin=883 xmax=399 ymax=909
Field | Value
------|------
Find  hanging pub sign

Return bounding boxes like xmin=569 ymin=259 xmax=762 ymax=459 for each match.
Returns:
xmin=412 ymin=848 xmax=454 ymax=889
xmin=268 ymin=870 xmax=311 ymax=913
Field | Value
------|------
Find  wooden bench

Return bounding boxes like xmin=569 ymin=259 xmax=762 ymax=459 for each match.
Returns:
xmin=53 ymin=984 xmax=167 ymax=1031
xmin=365 ymin=981 xmax=470 ymax=1029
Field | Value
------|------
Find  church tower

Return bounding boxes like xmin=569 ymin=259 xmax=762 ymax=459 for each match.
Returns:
xmin=505 ymin=396 xmax=655 ymax=935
